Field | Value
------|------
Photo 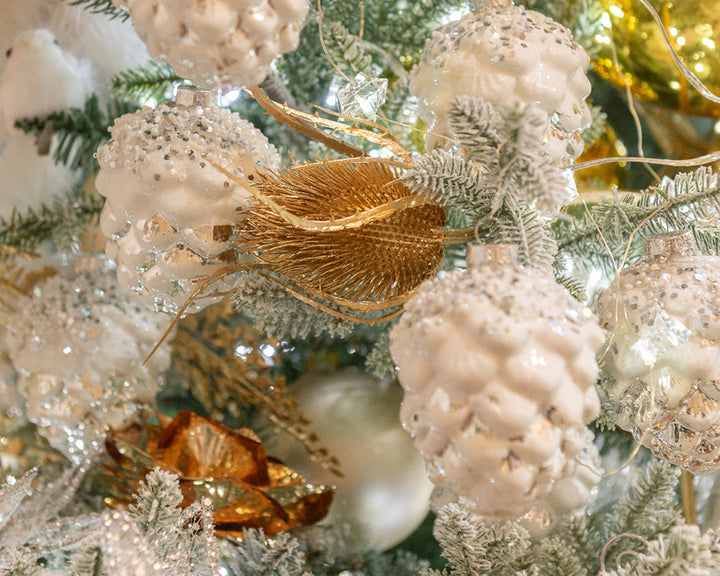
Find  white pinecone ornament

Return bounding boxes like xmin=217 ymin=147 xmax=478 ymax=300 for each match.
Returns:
xmin=409 ymin=1 xmax=591 ymax=165
xmin=521 ymin=429 xmax=601 ymax=537
xmin=112 ymin=0 xmax=309 ymax=89
xmin=594 ymin=233 xmax=720 ymax=474
xmin=390 ymin=245 xmax=604 ymax=520
xmin=7 ymin=257 xmax=171 ymax=462
xmin=96 ymin=87 xmax=280 ymax=314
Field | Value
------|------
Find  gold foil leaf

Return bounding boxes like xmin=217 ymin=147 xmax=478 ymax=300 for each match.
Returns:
xmin=104 ymin=410 xmax=334 ymax=538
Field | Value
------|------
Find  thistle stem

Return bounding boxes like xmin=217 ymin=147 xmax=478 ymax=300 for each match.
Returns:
xmin=680 ymin=469 xmax=698 ymax=525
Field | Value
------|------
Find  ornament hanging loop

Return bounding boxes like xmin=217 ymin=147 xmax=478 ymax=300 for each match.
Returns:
xmin=175 ymin=86 xmax=217 ymax=108
xmin=471 ymin=0 xmax=513 ymax=12
xmin=467 ymin=243 xmax=518 ymax=268
xmin=642 ymin=232 xmax=696 ymax=262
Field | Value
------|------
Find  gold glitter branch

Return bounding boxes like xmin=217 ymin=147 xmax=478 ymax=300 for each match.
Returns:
xmin=172 ymin=300 xmax=343 ymax=476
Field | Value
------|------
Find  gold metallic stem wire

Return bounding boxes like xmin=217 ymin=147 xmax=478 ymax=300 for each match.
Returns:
xmin=680 ymin=469 xmax=698 ymax=525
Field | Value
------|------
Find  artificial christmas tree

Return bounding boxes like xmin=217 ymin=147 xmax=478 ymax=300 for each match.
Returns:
xmin=5 ymin=0 xmax=720 ymax=574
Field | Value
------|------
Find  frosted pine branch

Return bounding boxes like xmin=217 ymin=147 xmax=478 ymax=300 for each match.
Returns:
xmin=403 ymin=149 xmax=490 ymax=217
xmin=232 ymin=272 xmax=354 ymax=340
xmin=604 ymin=525 xmax=720 ymax=576
xmin=556 ymin=168 xmax=720 ymax=275
xmin=536 ymin=537 xmax=585 ymax=576
xmin=324 ymin=21 xmax=372 ymax=77
xmin=129 ymin=467 xmax=183 ymax=535
xmin=431 ymin=503 xmax=531 ymax=576
xmin=447 ymin=97 xmax=504 ymax=154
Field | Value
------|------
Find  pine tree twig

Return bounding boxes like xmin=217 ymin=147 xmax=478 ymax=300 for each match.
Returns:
xmin=0 ymin=182 xmax=104 ymax=254
xmin=14 ymin=94 xmax=139 ymax=173
xmin=111 ymin=60 xmax=183 ymax=104
xmin=63 ymin=0 xmax=130 ymax=22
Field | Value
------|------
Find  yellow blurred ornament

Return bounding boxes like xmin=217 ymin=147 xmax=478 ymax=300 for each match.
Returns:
xmin=575 ymin=124 xmax=627 ymax=190
xmin=592 ymin=0 xmax=720 ymax=116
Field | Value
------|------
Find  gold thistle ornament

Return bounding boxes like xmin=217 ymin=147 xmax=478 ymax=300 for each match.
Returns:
xmin=594 ymin=233 xmax=720 ymax=474
xmin=593 ymin=0 xmax=720 ymax=116
xmin=112 ymin=0 xmax=309 ymax=89
xmin=205 ymin=87 xmax=453 ymax=325
xmin=237 ymin=158 xmax=447 ymax=308
xmin=96 ymin=87 xmax=280 ymax=315
xmin=409 ymin=0 xmax=592 ymax=165
xmin=390 ymin=244 xmax=604 ymax=520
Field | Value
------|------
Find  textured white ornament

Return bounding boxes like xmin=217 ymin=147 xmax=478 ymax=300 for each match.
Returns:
xmin=8 ymin=257 xmax=171 ymax=462
xmin=409 ymin=3 xmax=591 ymax=165
xmin=390 ymin=244 xmax=604 ymax=520
xmin=594 ymin=234 xmax=720 ymax=474
xmin=267 ymin=370 xmax=434 ymax=551
xmin=96 ymin=87 xmax=280 ymax=314
xmin=112 ymin=0 xmax=309 ymax=89
xmin=521 ymin=429 xmax=602 ymax=538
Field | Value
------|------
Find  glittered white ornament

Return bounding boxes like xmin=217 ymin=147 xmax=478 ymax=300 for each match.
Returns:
xmin=96 ymin=87 xmax=280 ymax=314
xmin=521 ymin=429 xmax=602 ymax=538
xmin=409 ymin=2 xmax=591 ymax=165
xmin=390 ymin=244 xmax=605 ymax=520
xmin=267 ymin=370 xmax=434 ymax=551
xmin=112 ymin=0 xmax=309 ymax=89
xmin=594 ymin=233 xmax=720 ymax=474
xmin=8 ymin=257 xmax=171 ymax=462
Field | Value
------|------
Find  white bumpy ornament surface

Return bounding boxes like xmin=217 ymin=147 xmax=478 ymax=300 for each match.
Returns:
xmin=390 ymin=244 xmax=604 ymax=520
xmin=8 ymin=257 xmax=171 ymax=463
xmin=520 ymin=429 xmax=602 ymax=538
xmin=112 ymin=0 xmax=309 ymax=89
xmin=96 ymin=87 xmax=280 ymax=315
xmin=409 ymin=1 xmax=591 ymax=165
xmin=594 ymin=233 xmax=720 ymax=474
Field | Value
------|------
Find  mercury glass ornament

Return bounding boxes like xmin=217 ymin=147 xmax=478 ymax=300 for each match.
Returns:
xmin=595 ymin=233 xmax=720 ymax=474
xmin=593 ymin=0 xmax=720 ymax=116
xmin=112 ymin=0 xmax=309 ymax=89
xmin=409 ymin=2 xmax=592 ymax=165
xmin=390 ymin=244 xmax=605 ymax=520
xmin=96 ymin=87 xmax=280 ymax=315
xmin=7 ymin=257 xmax=171 ymax=462
xmin=267 ymin=370 xmax=434 ymax=551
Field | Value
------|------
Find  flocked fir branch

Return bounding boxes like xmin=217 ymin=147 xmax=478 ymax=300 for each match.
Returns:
xmin=323 ymin=21 xmax=373 ymax=78
xmin=418 ymin=461 xmax=690 ymax=576
xmin=555 ymin=167 xmax=720 ymax=275
xmin=403 ymin=97 xmax=563 ymax=271
xmin=233 ymin=271 xmax=355 ymax=341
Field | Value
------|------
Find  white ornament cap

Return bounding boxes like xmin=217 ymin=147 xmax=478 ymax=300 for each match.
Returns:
xmin=471 ymin=0 xmax=512 ymax=12
xmin=642 ymin=232 xmax=696 ymax=262
xmin=467 ymin=243 xmax=519 ymax=269
xmin=176 ymin=86 xmax=217 ymax=108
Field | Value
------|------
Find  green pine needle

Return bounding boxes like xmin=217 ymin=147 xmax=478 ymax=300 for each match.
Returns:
xmin=63 ymin=0 xmax=129 ymax=22
xmin=111 ymin=61 xmax=185 ymax=104
xmin=14 ymin=94 xmax=139 ymax=174
xmin=0 ymin=181 xmax=104 ymax=254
